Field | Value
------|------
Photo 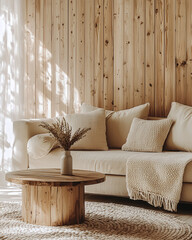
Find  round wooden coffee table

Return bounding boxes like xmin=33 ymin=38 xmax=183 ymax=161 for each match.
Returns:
xmin=6 ymin=169 xmax=105 ymax=226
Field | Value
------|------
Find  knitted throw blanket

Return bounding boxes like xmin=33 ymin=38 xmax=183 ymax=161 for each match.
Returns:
xmin=126 ymin=152 xmax=192 ymax=212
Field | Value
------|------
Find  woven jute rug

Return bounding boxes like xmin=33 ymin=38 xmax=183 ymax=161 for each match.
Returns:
xmin=0 ymin=201 xmax=191 ymax=240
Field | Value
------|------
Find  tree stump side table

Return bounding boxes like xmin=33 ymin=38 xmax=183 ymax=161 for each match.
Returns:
xmin=5 ymin=169 xmax=105 ymax=226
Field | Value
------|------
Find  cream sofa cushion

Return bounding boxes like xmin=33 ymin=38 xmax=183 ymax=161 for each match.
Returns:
xmin=122 ymin=118 xmax=173 ymax=152
xmin=28 ymin=148 xmax=192 ymax=183
xmin=65 ymin=109 xmax=108 ymax=150
xmin=81 ymin=103 xmax=150 ymax=148
xmin=166 ymin=102 xmax=192 ymax=151
xmin=27 ymin=133 xmax=59 ymax=159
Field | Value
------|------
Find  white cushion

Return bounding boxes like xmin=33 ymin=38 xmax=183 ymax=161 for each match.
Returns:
xmin=81 ymin=103 xmax=150 ymax=148
xmin=65 ymin=109 xmax=108 ymax=150
xmin=27 ymin=133 xmax=59 ymax=159
xmin=28 ymin=148 xmax=192 ymax=183
xmin=122 ymin=118 xmax=173 ymax=152
xmin=166 ymin=102 xmax=192 ymax=151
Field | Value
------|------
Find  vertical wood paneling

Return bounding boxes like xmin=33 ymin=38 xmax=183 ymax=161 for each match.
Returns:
xmin=25 ymin=0 xmax=36 ymax=118
xmin=35 ymin=0 xmax=44 ymax=118
xmin=133 ymin=0 xmax=145 ymax=107
xmin=24 ymin=0 xmax=192 ymax=117
xmin=85 ymin=0 xmax=94 ymax=105
xmin=43 ymin=0 xmax=52 ymax=118
xmin=76 ymin=0 xmax=85 ymax=111
xmin=51 ymin=0 xmax=60 ymax=116
xmin=104 ymin=0 xmax=113 ymax=110
xmin=165 ymin=0 xmax=175 ymax=115
xmin=69 ymin=0 xmax=76 ymax=113
xmin=59 ymin=0 xmax=68 ymax=115
xmin=114 ymin=0 xmax=124 ymax=110
xmin=186 ymin=0 xmax=192 ymax=106
xmin=124 ymin=0 xmax=134 ymax=109
xmin=155 ymin=0 xmax=165 ymax=116
xmin=176 ymin=0 xmax=187 ymax=104
xmin=145 ymin=0 xmax=155 ymax=115
xmin=94 ymin=0 xmax=104 ymax=107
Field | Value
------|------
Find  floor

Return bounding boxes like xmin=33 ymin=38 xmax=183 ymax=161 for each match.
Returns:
xmin=1 ymin=185 xmax=192 ymax=226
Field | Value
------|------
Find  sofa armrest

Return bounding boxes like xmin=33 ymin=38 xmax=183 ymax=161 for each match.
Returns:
xmin=12 ymin=118 xmax=54 ymax=170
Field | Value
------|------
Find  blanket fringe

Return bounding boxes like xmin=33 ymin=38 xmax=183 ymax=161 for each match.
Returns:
xmin=128 ymin=188 xmax=178 ymax=212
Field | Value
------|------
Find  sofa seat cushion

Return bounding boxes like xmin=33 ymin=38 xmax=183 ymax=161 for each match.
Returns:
xmin=28 ymin=149 xmax=192 ymax=183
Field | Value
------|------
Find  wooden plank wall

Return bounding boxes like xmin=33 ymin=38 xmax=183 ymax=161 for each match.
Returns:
xmin=24 ymin=0 xmax=192 ymax=118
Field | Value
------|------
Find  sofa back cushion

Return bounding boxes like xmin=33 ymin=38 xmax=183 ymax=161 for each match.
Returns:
xmin=65 ymin=109 xmax=108 ymax=150
xmin=165 ymin=102 xmax=192 ymax=151
xmin=81 ymin=103 xmax=150 ymax=148
xmin=122 ymin=118 xmax=173 ymax=152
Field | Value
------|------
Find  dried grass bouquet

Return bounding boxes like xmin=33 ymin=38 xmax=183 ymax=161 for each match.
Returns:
xmin=40 ymin=117 xmax=91 ymax=150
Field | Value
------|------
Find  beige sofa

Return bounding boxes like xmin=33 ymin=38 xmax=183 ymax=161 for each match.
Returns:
xmin=12 ymin=118 xmax=192 ymax=203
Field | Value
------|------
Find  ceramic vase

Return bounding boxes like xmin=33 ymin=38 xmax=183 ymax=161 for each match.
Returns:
xmin=60 ymin=150 xmax=72 ymax=175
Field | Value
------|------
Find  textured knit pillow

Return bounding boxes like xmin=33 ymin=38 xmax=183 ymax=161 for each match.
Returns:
xmin=122 ymin=118 xmax=173 ymax=152
xmin=165 ymin=102 xmax=192 ymax=151
xmin=65 ymin=109 xmax=108 ymax=150
xmin=27 ymin=133 xmax=59 ymax=159
xmin=81 ymin=103 xmax=150 ymax=148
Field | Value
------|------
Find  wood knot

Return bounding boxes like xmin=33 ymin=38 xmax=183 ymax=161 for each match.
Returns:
xmin=181 ymin=61 xmax=186 ymax=66
xmin=68 ymin=188 xmax=73 ymax=192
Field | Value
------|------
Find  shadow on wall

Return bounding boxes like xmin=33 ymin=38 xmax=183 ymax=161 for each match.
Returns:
xmin=0 ymin=0 xmax=26 ymax=172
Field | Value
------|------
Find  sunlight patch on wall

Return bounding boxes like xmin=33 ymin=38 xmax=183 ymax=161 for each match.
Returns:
xmin=0 ymin=0 xmax=25 ymax=172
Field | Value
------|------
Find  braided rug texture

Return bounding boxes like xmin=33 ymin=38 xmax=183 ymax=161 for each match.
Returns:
xmin=0 ymin=201 xmax=191 ymax=240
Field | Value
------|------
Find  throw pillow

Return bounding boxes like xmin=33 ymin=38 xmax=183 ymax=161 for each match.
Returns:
xmin=81 ymin=103 xmax=113 ymax=118
xmin=165 ymin=102 xmax=192 ymax=151
xmin=65 ymin=109 xmax=108 ymax=150
xmin=81 ymin=103 xmax=150 ymax=148
xmin=122 ymin=118 xmax=173 ymax=152
xmin=27 ymin=133 xmax=59 ymax=159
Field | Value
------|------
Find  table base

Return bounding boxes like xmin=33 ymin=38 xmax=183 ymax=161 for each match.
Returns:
xmin=22 ymin=184 xmax=85 ymax=226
